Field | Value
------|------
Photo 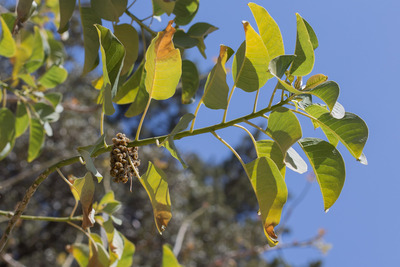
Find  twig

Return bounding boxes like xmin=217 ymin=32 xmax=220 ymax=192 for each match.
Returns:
xmin=125 ymin=10 xmax=157 ymax=37
xmin=233 ymin=124 xmax=258 ymax=156
xmin=0 ymin=210 xmax=82 ymax=222
xmin=0 ymin=253 xmax=26 ymax=267
xmin=173 ymin=204 xmax=209 ymax=256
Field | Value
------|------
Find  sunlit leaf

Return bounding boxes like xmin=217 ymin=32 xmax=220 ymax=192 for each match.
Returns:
xmin=331 ymin=101 xmax=345 ymax=119
xmin=47 ymin=36 xmax=66 ymax=65
xmin=0 ymin=108 xmax=15 ymax=152
xmin=77 ymin=135 xmax=106 ymax=182
xmin=38 ymin=65 xmax=68 ymax=89
xmin=173 ymin=0 xmax=199 ymax=26
xmin=289 ymin=13 xmax=315 ymax=76
xmin=80 ymin=7 xmax=101 ymax=75
xmin=266 ymin=107 xmax=302 ymax=155
xmin=91 ymin=0 xmax=127 ymax=21
xmin=162 ymin=244 xmax=181 ymax=267
xmin=303 ymin=18 xmax=318 ymax=50
xmin=162 ymin=113 xmax=195 ymax=168
xmin=27 ymin=118 xmax=45 ymax=162
xmin=202 ymin=45 xmax=232 ymax=109
xmin=233 ymin=21 xmax=271 ymax=92
xmin=245 ymin=157 xmax=287 ymax=246
xmin=248 ymin=3 xmax=284 ymax=59
xmin=15 ymin=102 xmax=29 ymax=138
xmin=114 ymin=62 xmax=144 ymax=104
xmin=113 ymin=24 xmax=139 ymax=75
xmin=256 ymin=140 xmax=286 ymax=177
xmin=33 ymin=102 xmax=60 ymax=123
xmin=88 ymin=239 xmax=109 ymax=267
xmin=116 ymin=234 xmax=135 ymax=267
xmin=145 ymin=21 xmax=181 ymax=100
xmin=140 ymin=162 xmax=172 ymax=234
xmin=181 ymin=60 xmax=199 ymax=104
xmin=187 ymin=22 xmax=218 ymax=58
xmin=305 ymin=74 xmax=328 ymax=89
xmin=125 ymin=69 xmax=149 ymax=117
xmin=285 ymin=147 xmax=308 ymax=174
xmin=97 ymin=191 xmax=121 ymax=215
xmin=0 ymin=16 xmax=16 ymax=57
xmin=102 ymin=218 xmax=123 ymax=264
xmin=44 ymin=92 xmax=63 ymax=112
xmin=68 ymin=243 xmax=89 ymax=267
xmin=25 ymin=27 xmax=44 ymax=73
xmin=305 ymin=104 xmax=368 ymax=159
xmin=74 ymin=172 xmax=95 ymax=229
xmin=299 ymin=138 xmax=345 ymax=211
xmin=153 ymin=0 xmax=175 ymax=16
xmin=58 ymin=0 xmax=76 ymax=33
xmin=95 ymin=24 xmax=125 ymax=113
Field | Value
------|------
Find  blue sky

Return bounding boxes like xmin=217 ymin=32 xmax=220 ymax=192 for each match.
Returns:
xmin=130 ymin=0 xmax=400 ymax=266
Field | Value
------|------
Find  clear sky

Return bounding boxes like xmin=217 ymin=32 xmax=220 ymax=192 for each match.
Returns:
xmin=131 ymin=0 xmax=400 ymax=266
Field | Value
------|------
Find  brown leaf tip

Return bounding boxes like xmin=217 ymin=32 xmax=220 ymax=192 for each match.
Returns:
xmin=265 ymin=224 xmax=278 ymax=240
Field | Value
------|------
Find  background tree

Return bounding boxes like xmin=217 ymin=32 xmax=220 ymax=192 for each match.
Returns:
xmin=0 ymin=0 xmax=368 ymax=266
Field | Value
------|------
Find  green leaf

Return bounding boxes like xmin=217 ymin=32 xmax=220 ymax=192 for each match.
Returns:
xmin=305 ymin=74 xmax=328 ymax=89
xmin=28 ymin=118 xmax=45 ymax=162
xmin=187 ymin=22 xmax=218 ymax=58
xmin=173 ymin=0 xmax=199 ymax=26
xmin=91 ymin=0 xmax=127 ymax=21
xmin=0 ymin=138 xmax=14 ymax=161
xmin=0 ymin=108 xmax=16 ymax=153
xmin=68 ymin=243 xmax=89 ymax=267
xmin=181 ymin=60 xmax=199 ymax=104
xmin=303 ymin=18 xmax=318 ymax=50
xmin=15 ymin=101 xmax=29 ymax=137
xmin=77 ymin=135 xmax=106 ymax=182
xmin=256 ymin=140 xmax=286 ymax=177
xmin=113 ymin=24 xmax=139 ymax=75
xmin=125 ymin=70 xmax=149 ymax=117
xmin=140 ymin=162 xmax=172 ymax=234
xmin=266 ymin=107 xmax=302 ymax=155
xmin=305 ymin=104 xmax=368 ymax=159
xmin=97 ymin=191 xmax=121 ymax=215
xmin=114 ymin=62 xmax=144 ymax=104
xmin=162 ymin=244 xmax=181 ymax=267
xmin=44 ymin=92 xmax=63 ymax=111
xmin=58 ymin=0 xmax=76 ymax=33
xmin=202 ymin=45 xmax=232 ymax=110
xmin=38 ymin=65 xmax=68 ymax=89
xmin=95 ymin=24 xmax=125 ymax=98
xmin=232 ymin=21 xmax=271 ymax=92
xmin=102 ymin=218 xmax=123 ymax=264
xmin=248 ymin=3 xmax=284 ymax=59
xmin=24 ymin=27 xmax=44 ymax=73
xmin=299 ymin=138 xmax=345 ymax=211
xmin=74 ymin=172 xmax=95 ymax=229
xmin=47 ymin=37 xmax=66 ymax=65
xmin=0 ymin=16 xmax=16 ymax=57
xmin=289 ymin=13 xmax=315 ymax=76
xmin=116 ymin=234 xmax=135 ymax=267
xmin=268 ymin=55 xmax=296 ymax=79
xmin=80 ymin=7 xmax=101 ymax=75
xmin=276 ymin=79 xmax=339 ymax=112
xmin=33 ymin=102 xmax=60 ymax=123
xmin=245 ymin=157 xmax=287 ymax=246
xmin=145 ymin=21 xmax=181 ymax=100
xmin=88 ymin=240 xmax=109 ymax=267
xmin=173 ymin=30 xmax=198 ymax=49
xmin=162 ymin=113 xmax=195 ymax=168
xmin=153 ymin=0 xmax=176 ymax=16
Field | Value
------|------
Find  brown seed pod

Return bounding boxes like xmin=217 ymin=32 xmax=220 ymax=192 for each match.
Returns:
xmin=110 ymin=133 xmax=140 ymax=184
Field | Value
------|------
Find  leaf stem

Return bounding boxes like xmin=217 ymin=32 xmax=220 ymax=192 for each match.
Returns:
xmin=125 ymin=10 xmax=157 ymax=37
xmin=100 ymin=111 xmax=104 ymax=136
xmin=135 ymin=96 xmax=152 ymax=141
xmin=267 ymin=82 xmax=280 ymax=109
xmin=211 ymin=131 xmax=248 ymax=177
xmin=190 ymin=101 xmax=202 ymax=132
xmin=222 ymin=86 xmax=236 ymax=123
xmin=233 ymin=124 xmax=258 ymax=156
xmin=253 ymin=88 xmax=261 ymax=113
xmin=2 ymin=87 xmax=6 ymax=107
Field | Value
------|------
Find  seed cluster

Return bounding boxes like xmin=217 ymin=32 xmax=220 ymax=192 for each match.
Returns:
xmin=110 ymin=133 xmax=140 ymax=183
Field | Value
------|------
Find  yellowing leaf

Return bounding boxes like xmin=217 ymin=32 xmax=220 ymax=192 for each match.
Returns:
xmin=145 ymin=21 xmax=181 ymax=100
xmin=0 ymin=16 xmax=16 ymax=57
xmin=140 ymin=162 xmax=172 ymax=234
xmin=202 ymin=45 xmax=232 ymax=109
xmin=162 ymin=244 xmax=181 ymax=267
xmin=74 ymin=172 xmax=95 ymax=229
xmin=248 ymin=3 xmax=284 ymax=59
xmin=232 ymin=21 xmax=271 ymax=92
xmin=245 ymin=157 xmax=287 ymax=246
xmin=305 ymin=74 xmax=328 ymax=89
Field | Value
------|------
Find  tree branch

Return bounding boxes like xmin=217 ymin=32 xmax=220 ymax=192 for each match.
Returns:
xmin=124 ymin=10 xmax=157 ymax=37
xmin=0 ymin=210 xmax=82 ymax=222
